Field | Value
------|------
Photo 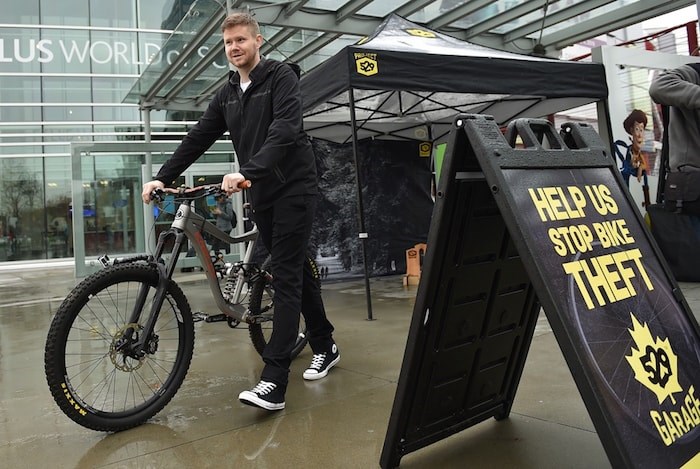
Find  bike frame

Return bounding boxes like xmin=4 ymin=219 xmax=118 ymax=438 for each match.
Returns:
xmin=156 ymin=202 xmax=259 ymax=320
xmin=110 ymin=189 xmax=264 ymax=356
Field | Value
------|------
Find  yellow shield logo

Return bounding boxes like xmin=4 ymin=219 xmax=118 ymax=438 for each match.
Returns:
xmin=405 ymin=28 xmax=436 ymax=38
xmin=419 ymin=142 xmax=432 ymax=157
xmin=356 ymin=57 xmax=378 ymax=76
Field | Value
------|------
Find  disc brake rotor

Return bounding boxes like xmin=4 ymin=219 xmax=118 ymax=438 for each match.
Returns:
xmin=109 ymin=322 xmax=146 ymax=371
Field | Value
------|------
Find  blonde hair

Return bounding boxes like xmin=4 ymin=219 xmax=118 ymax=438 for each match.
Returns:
xmin=221 ymin=12 xmax=260 ymax=35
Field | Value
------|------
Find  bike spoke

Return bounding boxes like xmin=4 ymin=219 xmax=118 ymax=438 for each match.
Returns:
xmin=64 ymin=286 xmax=181 ymax=413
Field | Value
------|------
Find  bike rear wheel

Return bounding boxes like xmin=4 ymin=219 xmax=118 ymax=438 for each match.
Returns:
xmin=248 ymin=256 xmax=313 ymax=359
xmin=44 ymin=263 xmax=194 ymax=432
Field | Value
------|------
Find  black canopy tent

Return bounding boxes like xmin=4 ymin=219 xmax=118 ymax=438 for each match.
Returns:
xmin=300 ymin=14 xmax=609 ymax=319
xmin=302 ymin=14 xmax=608 ymax=144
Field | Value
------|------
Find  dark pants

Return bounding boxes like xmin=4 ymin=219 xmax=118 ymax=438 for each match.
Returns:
xmin=253 ymin=194 xmax=335 ymax=387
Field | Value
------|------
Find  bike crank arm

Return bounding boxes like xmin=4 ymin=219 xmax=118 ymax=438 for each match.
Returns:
xmin=192 ymin=312 xmax=241 ymax=328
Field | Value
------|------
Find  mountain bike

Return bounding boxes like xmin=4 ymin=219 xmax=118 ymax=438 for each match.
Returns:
xmin=44 ymin=184 xmax=315 ymax=432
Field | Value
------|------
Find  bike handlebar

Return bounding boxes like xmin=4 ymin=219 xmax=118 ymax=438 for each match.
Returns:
xmin=151 ymin=181 xmax=250 ymax=203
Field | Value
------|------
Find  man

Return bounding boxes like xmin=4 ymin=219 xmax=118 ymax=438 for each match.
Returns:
xmin=649 ymin=63 xmax=700 ymax=171
xmin=647 ymin=63 xmax=700 ymax=282
xmin=211 ymin=193 xmax=235 ymax=254
xmin=141 ymin=11 xmax=339 ymax=411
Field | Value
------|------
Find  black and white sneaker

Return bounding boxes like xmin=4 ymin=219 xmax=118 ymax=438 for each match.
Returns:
xmin=303 ymin=343 xmax=340 ymax=380
xmin=238 ymin=380 xmax=286 ymax=410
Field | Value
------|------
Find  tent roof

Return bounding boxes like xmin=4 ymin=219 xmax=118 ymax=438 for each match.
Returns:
xmin=301 ymin=14 xmax=608 ymax=143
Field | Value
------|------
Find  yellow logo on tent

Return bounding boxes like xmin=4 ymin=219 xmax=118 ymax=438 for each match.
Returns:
xmin=355 ymin=53 xmax=378 ymax=76
xmin=405 ymin=28 xmax=436 ymax=38
xmin=419 ymin=142 xmax=432 ymax=157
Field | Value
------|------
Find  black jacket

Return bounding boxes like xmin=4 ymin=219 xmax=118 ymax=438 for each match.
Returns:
xmin=155 ymin=57 xmax=318 ymax=211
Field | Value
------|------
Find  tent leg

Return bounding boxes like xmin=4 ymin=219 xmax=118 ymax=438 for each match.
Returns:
xmin=360 ymin=236 xmax=373 ymax=321
xmin=349 ymin=88 xmax=374 ymax=321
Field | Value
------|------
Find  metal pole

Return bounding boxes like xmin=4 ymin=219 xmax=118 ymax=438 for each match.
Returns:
xmin=687 ymin=21 xmax=698 ymax=55
xmin=348 ymin=88 xmax=374 ymax=321
xmin=697 ymin=1 xmax=700 ymax=44
xmin=143 ymin=108 xmax=156 ymax=255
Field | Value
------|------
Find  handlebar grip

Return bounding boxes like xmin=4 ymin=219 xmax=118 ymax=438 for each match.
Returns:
xmin=239 ymin=180 xmax=252 ymax=189
xmin=150 ymin=189 xmax=164 ymax=202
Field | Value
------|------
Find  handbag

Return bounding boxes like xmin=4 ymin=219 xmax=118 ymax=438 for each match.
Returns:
xmin=647 ymin=204 xmax=700 ymax=281
xmin=648 ymin=104 xmax=700 ymax=280
xmin=663 ymin=165 xmax=700 ymax=215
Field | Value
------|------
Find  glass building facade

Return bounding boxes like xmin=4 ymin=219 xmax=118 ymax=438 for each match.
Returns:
xmin=0 ymin=0 xmax=235 ymax=265
xmin=0 ymin=0 xmax=346 ymax=268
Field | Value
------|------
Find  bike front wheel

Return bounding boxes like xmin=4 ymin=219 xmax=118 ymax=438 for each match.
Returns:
xmin=248 ymin=256 xmax=313 ymax=359
xmin=44 ymin=263 xmax=194 ymax=432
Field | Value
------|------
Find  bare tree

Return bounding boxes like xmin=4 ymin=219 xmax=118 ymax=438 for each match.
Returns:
xmin=0 ymin=159 xmax=40 ymax=226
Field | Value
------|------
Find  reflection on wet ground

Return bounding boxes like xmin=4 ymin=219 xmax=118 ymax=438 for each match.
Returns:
xmin=0 ymin=265 xmax=697 ymax=468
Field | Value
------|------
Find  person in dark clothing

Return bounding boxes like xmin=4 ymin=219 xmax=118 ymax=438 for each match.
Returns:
xmin=211 ymin=194 xmax=235 ymax=254
xmin=141 ymin=11 xmax=338 ymax=411
xmin=649 ymin=63 xmax=700 ymax=171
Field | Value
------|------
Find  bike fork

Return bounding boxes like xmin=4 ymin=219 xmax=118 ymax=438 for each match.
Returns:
xmin=120 ymin=230 xmax=186 ymax=355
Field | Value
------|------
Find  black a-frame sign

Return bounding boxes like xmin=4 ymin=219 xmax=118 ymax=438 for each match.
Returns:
xmin=380 ymin=115 xmax=700 ymax=468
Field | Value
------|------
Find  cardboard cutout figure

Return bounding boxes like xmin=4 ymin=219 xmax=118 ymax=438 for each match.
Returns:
xmin=614 ymin=109 xmax=651 ymax=207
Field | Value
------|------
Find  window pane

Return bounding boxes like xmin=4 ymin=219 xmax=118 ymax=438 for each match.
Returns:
xmin=0 ymin=0 xmax=39 ymax=23
xmin=0 ymin=77 xmax=41 ymax=103
xmin=0 ymin=157 xmax=45 ymax=261
xmin=136 ymin=31 xmax=175 ymax=75
xmin=93 ymin=106 xmax=140 ymax=122
xmin=140 ymin=0 xmax=193 ymax=30
xmin=43 ymin=125 xmax=93 ymax=141
xmin=40 ymin=29 xmax=91 ymax=73
xmin=0 ymin=106 xmax=42 ymax=125
xmin=90 ymin=0 xmax=136 ymax=28
xmin=89 ymin=30 xmax=141 ymax=75
xmin=43 ymin=106 xmax=93 ymax=121
xmin=0 ymin=27 xmax=42 ymax=73
xmin=43 ymin=77 xmax=92 ymax=102
xmin=45 ymin=157 xmax=73 ymax=258
xmin=79 ymin=154 xmax=143 ymax=256
xmin=40 ymin=0 xmax=89 ymax=26
xmin=0 ymin=125 xmax=43 ymax=147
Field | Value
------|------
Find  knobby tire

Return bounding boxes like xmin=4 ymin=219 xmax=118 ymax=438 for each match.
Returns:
xmin=44 ymin=263 xmax=194 ymax=432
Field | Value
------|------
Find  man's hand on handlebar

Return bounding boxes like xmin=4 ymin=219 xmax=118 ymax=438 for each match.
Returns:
xmin=141 ymin=177 xmax=251 ymax=204
xmin=221 ymin=172 xmax=251 ymax=196
xmin=142 ymin=180 xmax=165 ymax=204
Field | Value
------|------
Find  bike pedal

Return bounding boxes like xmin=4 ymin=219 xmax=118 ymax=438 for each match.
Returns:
xmin=193 ymin=312 xmax=227 ymax=323
xmin=204 ymin=313 xmax=228 ymax=323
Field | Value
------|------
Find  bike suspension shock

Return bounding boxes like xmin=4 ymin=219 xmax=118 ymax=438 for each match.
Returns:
xmin=222 ymin=262 xmax=240 ymax=302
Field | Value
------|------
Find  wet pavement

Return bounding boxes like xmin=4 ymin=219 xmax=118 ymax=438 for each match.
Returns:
xmin=0 ymin=263 xmax=698 ymax=468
